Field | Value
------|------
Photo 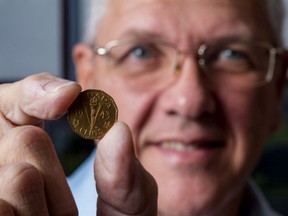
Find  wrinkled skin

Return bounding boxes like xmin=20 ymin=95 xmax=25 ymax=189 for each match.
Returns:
xmin=75 ymin=0 xmax=287 ymax=215
xmin=0 ymin=0 xmax=287 ymax=215
xmin=0 ymin=74 xmax=157 ymax=216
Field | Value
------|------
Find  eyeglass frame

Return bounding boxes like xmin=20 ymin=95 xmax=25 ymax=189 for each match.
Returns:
xmin=92 ymin=39 xmax=284 ymax=87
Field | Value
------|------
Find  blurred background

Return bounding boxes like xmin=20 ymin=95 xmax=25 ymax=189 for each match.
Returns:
xmin=0 ymin=0 xmax=288 ymax=214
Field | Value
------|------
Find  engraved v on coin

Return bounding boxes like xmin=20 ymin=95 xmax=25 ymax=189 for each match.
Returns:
xmin=67 ymin=89 xmax=118 ymax=139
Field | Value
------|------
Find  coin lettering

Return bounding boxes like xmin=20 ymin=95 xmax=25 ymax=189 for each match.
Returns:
xmin=67 ymin=89 xmax=118 ymax=139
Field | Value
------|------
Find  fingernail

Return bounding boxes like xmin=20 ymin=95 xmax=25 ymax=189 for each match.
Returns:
xmin=43 ymin=77 xmax=78 ymax=93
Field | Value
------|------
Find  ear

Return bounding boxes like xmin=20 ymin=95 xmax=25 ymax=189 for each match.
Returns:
xmin=276 ymin=50 xmax=288 ymax=98
xmin=73 ymin=43 xmax=95 ymax=90
xmin=282 ymin=50 xmax=288 ymax=83
xmin=271 ymin=50 xmax=288 ymax=132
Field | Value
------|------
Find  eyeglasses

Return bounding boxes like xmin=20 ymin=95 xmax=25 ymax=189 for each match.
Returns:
xmin=93 ymin=39 xmax=283 ymax=89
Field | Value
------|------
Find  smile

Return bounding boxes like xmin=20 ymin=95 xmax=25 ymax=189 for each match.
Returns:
xmin=161 ymin=141 xmax=198 ymax=152
xmin=160 ymin=140 xmax=225 ymax=152
xmin=146 ymin=138 xmax=226 ymax=166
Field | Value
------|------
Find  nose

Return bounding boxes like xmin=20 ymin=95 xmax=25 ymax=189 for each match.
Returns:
xmin=159 ymin=57 xmax=216 ymax=119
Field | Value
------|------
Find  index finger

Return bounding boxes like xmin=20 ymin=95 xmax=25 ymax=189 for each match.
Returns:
xmin=0 ymin=73 xmax=81 ymax=126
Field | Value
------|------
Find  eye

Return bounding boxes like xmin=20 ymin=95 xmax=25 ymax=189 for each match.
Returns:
xmin=114 ymin=43 xmax=162 ymax=65
xmin=110 ymin=42 xmax=166 ymax=74
xmin=219 ymin=49 xmax=247 ymax=60
xmin=218 ymin=48 xmax=256 ymax=71
xmin=131 ymin=46 xmax=154 ymax=59
xmin=202 ymin=44 xmax=256 ymax=73
xmin=107 ymin=41 xmax=175 ymax=75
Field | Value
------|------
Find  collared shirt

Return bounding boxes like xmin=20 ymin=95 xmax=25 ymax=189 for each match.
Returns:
xmin=68 ymin=149 xmax=282 ymax=216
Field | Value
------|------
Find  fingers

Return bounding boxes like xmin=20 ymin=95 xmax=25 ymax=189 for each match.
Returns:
xmin=94 ymin=122 xmax=158 ymax=216
xmin=0 ymin=126 xmax=78 ymax=215
xmin=0 ymin=73 xmax=81 ymax=126
xmin=0 ymin=73 xmax=80 ymax=215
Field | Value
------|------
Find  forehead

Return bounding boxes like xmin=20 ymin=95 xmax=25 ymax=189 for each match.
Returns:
xmin=98 ymin=0 xmax=271 ymax=44
xmin=107 ymin=0 xmax=257 ymax=14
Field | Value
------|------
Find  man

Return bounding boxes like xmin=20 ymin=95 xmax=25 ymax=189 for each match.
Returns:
xmin=0 ymin=0 xmax=287 ymax=215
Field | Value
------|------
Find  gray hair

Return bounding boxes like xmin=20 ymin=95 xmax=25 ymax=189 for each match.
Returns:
xmin=82 ymin=0 xmax=286 ymax=46
xmin=264 ymin=0 xmax=285 ymax=46
xmin=81 ymin=0 xmax=107 ymax=44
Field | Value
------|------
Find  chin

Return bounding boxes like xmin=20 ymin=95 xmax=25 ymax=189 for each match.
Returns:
xmin=141 ymin=156 xmax=244 ymax=216
xmin=156 ymin=178 xmax=223 ymax=216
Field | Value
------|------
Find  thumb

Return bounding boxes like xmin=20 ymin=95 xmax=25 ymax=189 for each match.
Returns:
xmin=94 ymin=122 xmax=158 ymax=216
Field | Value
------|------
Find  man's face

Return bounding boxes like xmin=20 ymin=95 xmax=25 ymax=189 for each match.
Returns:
xmin=76 ymin=0 xmax=284 ymax=215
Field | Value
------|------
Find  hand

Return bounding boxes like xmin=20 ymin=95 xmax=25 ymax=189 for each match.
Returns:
xmin=0 ymin=73 xmax=81 ymax=215
xmin=0 ymin=73 xmax=158 ymax=216
xmin=95 ymin=122 xmax=158 ymax=216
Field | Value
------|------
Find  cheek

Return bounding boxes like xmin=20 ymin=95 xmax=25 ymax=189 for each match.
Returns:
xmin=98 ymin=79 xmax=158 ymax=145
xmin=221 ymin=87 xmax=275 ymax=172
xmin=224 ymin=88 xmax=275 ymax=138
xmin=86 ymin=61 xmax=160 ymax=143
xmin=114 ymin=91 xmax=148 ymax=128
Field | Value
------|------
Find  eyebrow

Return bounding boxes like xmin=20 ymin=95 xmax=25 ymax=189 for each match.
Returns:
xmin=114 ymin=28 xmax=265 ymax=48
xmin=207 ymin=35 xmax=273 ymax=48
xmin=116 ymin=29 xmax=169 ymax=42
xmin=207 ymin=35 xmax=253 ymax=44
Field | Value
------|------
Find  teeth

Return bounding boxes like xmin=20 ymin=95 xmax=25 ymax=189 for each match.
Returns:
xmin=161 ymin=141 xmax=195 ymax=152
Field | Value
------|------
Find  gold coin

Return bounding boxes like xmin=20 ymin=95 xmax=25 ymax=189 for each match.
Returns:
xmin=67 ymin=89 xmax=118 ymax=140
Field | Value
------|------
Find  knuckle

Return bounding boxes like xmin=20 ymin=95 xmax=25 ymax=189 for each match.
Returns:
xmin=3 ymin=126 xmax=54 ymax=160
xmin=0 ymin=112 xmax=14 ymax=138
xmin=0 ymin=199 xmax=15 ymax=216
xmin=23 ymin=72 xmax=53 ymax=83
xmin=61 ymin=205 xmax=79 ymax=216
xmin=5 ymin=163 xmax=44 ymax=195
xmin=0 ymin=84 xmax=16 ymax=128
xmin=21 ymin=73 xmax=56 ymax=95
xmin=0 ymin=163 xmax=45 ymax=206
xmin=21 ymin=72 xmax=56 ymax=98
xmin=15 ymin=125 xmax=52 ymax=149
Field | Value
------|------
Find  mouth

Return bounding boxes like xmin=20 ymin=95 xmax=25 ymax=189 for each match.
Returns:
xmin=146 ymin=139 xmax=226 ymax=166
xmin=160 ymin=140 xmax=225 ymax=152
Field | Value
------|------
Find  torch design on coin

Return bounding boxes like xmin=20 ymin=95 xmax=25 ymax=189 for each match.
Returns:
xmin=67 ymin=89 xmax=118 ymax=140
